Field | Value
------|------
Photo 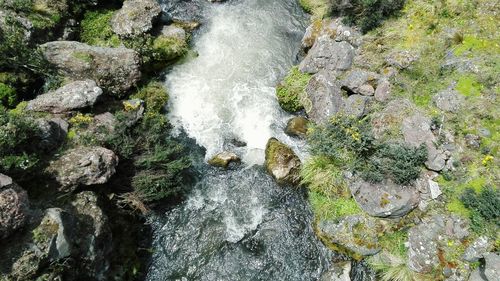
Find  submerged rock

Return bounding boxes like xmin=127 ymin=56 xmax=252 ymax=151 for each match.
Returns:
xmin=48 ymin=146 xmax=118 ymax=192
xmin=208 ymin=151 xmax=240 ymax=168
xmin=317 ymin=214 xmax=380 ymax=257
xmin=265 ymin=138 xmax=301 ymax=186
xmin=0 ymin=174 xmax=30 ymax=239
xmin=41 ymin=41 xmax=141 ymax=95
xmin=301 ymin=71 xmax=344 ymax=123
xmin=285 ymin=116 xmax=309 ymax=138
xmin=26 ymin=80 xmax=102 ymax=113
xmin=299 ymin=36 xmax=355 ymax=74
xmin=111 ymin=0 xmax=162 ymax=37
xmin=350 ymin=179 xmax=420 ymax=218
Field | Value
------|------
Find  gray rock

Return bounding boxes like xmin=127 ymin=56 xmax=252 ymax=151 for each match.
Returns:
xmin=299 ymin=36 xmax=355 ymax=74
xmin=0 ymin=9 xmax=33 ymax=41
xmin=408 ymin=215 xmax=469 ymax=273
xmin=320 ymin=261 xmax=352 ymax=281
xmin=35 ymin=117 xmax=69 ymax=151
xmin=341 ymin=69 xmax=379 ymax=96
xmin=317 ymin=214 xmax=380 ymax=257
xmin=385 ymin=50 xmax=419 ymax=69
xmin=425 ymin=145 xmax=448 ymax=172
xmin=433 ymin=89 xmax=464 ymax=112
xmin=33 ymin=208 xmax=74 ymax=261
xmin=350 ymin=179 xmax=420 ymax=218
xmin=48 ymin=146 xmax=119 ymax=192
xmin=285 ymin=116 xmax=309 ymax=138
xmin=301 ymin=18 xmax=362 ymax=50
xmin=371 ymin=98 xmax=416 ymax=140
xmin=111 ymin=0 xmax=162 ymax=36
xmin=468 ymin=268 xmax=487 ymax=281
xmin=41 ymin=41 xmax=141 ymax=95
xmin=160 ymin=24 xmax=187 ymax=41
xmin=0 ymin=174 xmax=30 ymax=239
xmin=484 ymin=253 xmax=500 ymax=281
xmin=27 ymin=80 xmax=102 ymax=113
xmin=374 ymin=79 xmax=391 ymax=102
xmin=123 ymin=99 xmax=145 ymax=126
xmin=343 ymin=94 xmax=369 ymax=118
xmin=208 ymin=151 xmax=240 ymax=168
xmin=264 ymin=138 xmax=301 ymax=186
xmin=463 ymin=236 xmax=490 ymax=262
xmin=301 ymin=71 xmax=344 ymax=123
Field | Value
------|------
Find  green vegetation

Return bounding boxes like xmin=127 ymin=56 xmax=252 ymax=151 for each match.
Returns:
xmin=337 ymin=0 xmax=405 ymax=32
xmin=131 ymin=82 xmax=169 ymax=113
xmin=0 ymin=83 xmax=16 ymax=108
xmin=460 ymin=186 xmax=500 ymax=226
xmin=298 ymin=0 xmax=331 ymax=19
xmin=369 ymin=253 xmax=429 ymax=281
xmin=80 ymin=10 xmax=122 ymax=47
xmin=308 ymin=191 xmax=361 ymax=220
xmin=276 ymin=66 xmax=310 ymax=113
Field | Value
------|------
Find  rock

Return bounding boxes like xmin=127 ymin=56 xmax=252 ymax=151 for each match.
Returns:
xmin=464 ymin=134 xmax=481 ymax=149
xmin=208 ymin=151 xmax=240 ymax=168
xmin=0 ymin=10 xmax=33 ymax=41
xmin=161 ymin=0 xmax=206 ymax=23
xmin=111 ymin=0 xmax=162 ymax=37
xmin=41 ymin=41 xmax=141 ymax=95
xmin=415 ymin=172 xmax=440 ymax=210
xmin=285 ymin=116 xmax=309 ymax=138
xmin=341 ymin=69 xmax=379 ymax=96
xmin=484 ymin=253 xmax=500 ymax=281
xmin=468 ymin=268 xmax=487 ymax=281
xmin=462 ymin=236 xmax=490 ymax=262
xmin=371 ymin=98 xmax=416 ymax=140
xmin=35 ymin=117 xmax=69 ymax=151
xmin=408 ymin=215 xmax=469 ymax=273
xmin=317 ymin=214 xmax=380 ymax=257
xmin=264 ymin=138 xmax=301 ymax=186
xmin=301 ymin=71 xmax=344 ymax=123
xmin=320 ymin=261 xmax=352 ymax=281
xmin=0 ymin=174 xmax=30 ymax=239
xmin=160 ymin=24 xmax=187 ymax=41
xmin=48 ymin=146 xmax=119 ymax=192
xmin=433 ymin=89 xmax=464 ymax=112
xmin=385 ymin=50 xmax=419 ymax=69
xmin=26 ymin=80 xmax=102 ymax=113
xmin=299 ymin=36 xmax=355 ymax=74
xmin=425 ymin=145 xmax=448 ymax=172
xmin=342 ymin=94 xmax=369 ymax=119
xmin=301 ymin=18 xmax=362 ymax=51
xmin=374 ymin=79 xmax=391 ymax=102
xmin=70 ymin=191 xmax=112 ymax=279
xmin=123 ymin=99 xmax=145 ymax=126
xmin=32 ymin=208 xmax=74 ymax=261
xmin=350 ymin=179 xmax=420 ymax=218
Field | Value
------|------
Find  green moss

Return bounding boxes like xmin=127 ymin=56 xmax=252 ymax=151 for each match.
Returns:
xmin=131 ymin=82 xmax=169 ymax=113
xmin=276 ymin=66 xmax=310 ymax=113
xmin=301 ymin=156 xmax=348 ymax=197
xmin=446 ymin=198 xmax=471 ymax=218
xmin=454 ymin=36 xmax=499 ymax=56
xmin=378 ymin=231 xmax=408 ymax=257
xmin=298 ymin=0 xmax=330 ymax=19
xmin=456 ymin=75 xmax=482 ymax=97
xmin=308 ymin=191 xmax=361 ymax=221
xmin=80 ymin=10 xmax=122 ymax=47
xmin=72 ymin=51 xmax=93 ymax=63
xmin=151 ymin=36 xmax=188 ymax=62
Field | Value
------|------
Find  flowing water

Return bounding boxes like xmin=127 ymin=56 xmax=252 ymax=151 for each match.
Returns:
xmin=146 ymin=0 xmax=333 ymax=280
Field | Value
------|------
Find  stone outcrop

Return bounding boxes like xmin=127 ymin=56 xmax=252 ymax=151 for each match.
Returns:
xmin=111 ymin=0 xmax=162 ymax=37
xmin=299 ymin=37 xmax=355 ymax=74
xmin=301 ymin=71 xmax=344 ymax=123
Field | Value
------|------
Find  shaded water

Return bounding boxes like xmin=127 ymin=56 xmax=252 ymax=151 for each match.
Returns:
xmin=146 ymin=0 xmax=333 ymax=280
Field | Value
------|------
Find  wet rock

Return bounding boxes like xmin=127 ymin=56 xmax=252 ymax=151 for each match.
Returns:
xmin=408 ymin=215 xmax=469 ymax=273
xmin=343 ymin=94 xmax=369 ymax=118
xmin=301 ymin=71 xmax=344 ymax=123
xmin=0 ymin=174 xmax=30 ymax=239
xmin=26 ymin=80 xmax=102 ymax=113
xmin=462 ymin=236 xmax=490 ymax=262
xmin=320 ymin=261 xmax=351 ymax=281
xmin=374 ymin=79 xmax=391 ymax=102
xmin=285 ymin=116 xmax=309 ymax=138
xmin=350 ymin=179 xmax=420 ymax=218
xmin=208 ymin=151 xmax=240 ymax=168
xmin=317 ymin=214 xmax=380 ymax=257
xmin=35 ymin=117 xmax=69 ymax=151
xmin=111 ymin=0 xmax=162 ymax=37
xmin=484 ymin=253 xmax=500 ymax=281
xmin=433 ymin=89 xmax=464 ymax=112
xmin=48 ymin=146 xmax=118 ymax=192
xmin=464 ymin=134 xmax=481 ymax=149
xmin=41 ymin=41 xmax=141 ymax=95
xmin=299 ymin=36 xmax=355 ymax=74
xmin=160 ymin=24 xmax=187 ymax=41
xmin=264 ymin=138 xmax=301 ymax=186
xmin=385 ymin=50 xmax=419 ymax=70
xmin=341 ymin=69 xmax=379 ymax=96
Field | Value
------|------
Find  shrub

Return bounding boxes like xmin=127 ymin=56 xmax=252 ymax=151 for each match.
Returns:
xmin=0 ymin=83 xmax=17 ymax=108
xmin=131 ymin=82 xmax=169 ymax=113
xmin=337 ymin=0 xmax=406 ymax=32
xmin=460 ymin=186 xmax=500 ymax=225
xmin=276 ymin=66 xmax=311 ymax=113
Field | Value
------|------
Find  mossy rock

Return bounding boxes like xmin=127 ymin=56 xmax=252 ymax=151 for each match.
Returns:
xmin=208 ymin=151 xmax=240 ymax=168
xmin=264 ymin=138 xmax=301 ymax=186
xmin=285 ymin=116 xmax=309 ymax=138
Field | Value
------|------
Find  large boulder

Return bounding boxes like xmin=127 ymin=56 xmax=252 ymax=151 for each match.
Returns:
xmin=41 ymin=41 xmax=141 ymax=95
xmin=301 ymin=71 xmax=344 ymax=123
xmin=340 ymin=69 xmax=379 ymax=96
xmin=32 ymin=208 xmax=75 ymax=261
xmin=26 ymin=80 xmax=102 ymax=113
xmin=0 ymin=174 xmax=30 ymax=239
xmin=408 ymin=215 xmax=469 ymax=273
xmin=342 ymin=94 xmax=370 ymax=119
xmin=111 ymin=0 xmax=162 ymax=37
xmin=48 ymin=146 xmax=118 ymax=192
xmin=316 ymin=214 xmax=380 ymax=257
xmin=264 ymin=138 xmax=301 ymax=186
xmin=299 ymin=36 xmax=355 ymax=74
xmin=301 ymin=18 xmax=362 ymax=51
xmin=350 ymin=179 xmax=420 ymax=218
